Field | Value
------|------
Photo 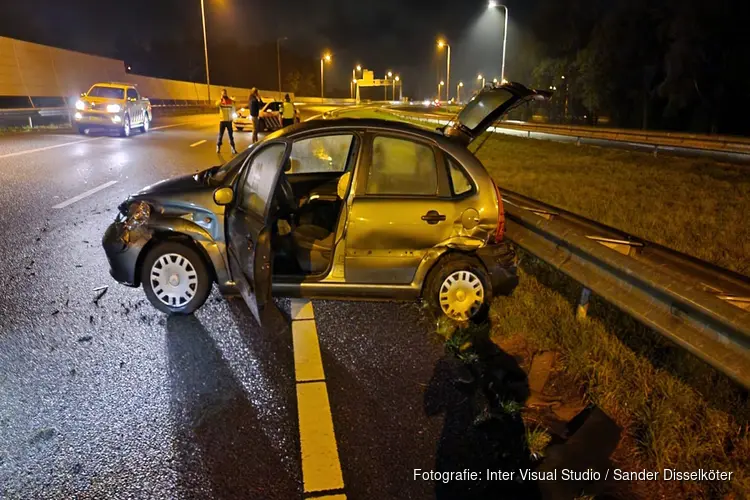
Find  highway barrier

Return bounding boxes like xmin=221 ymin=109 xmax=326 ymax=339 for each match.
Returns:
xmin=501 ymin=190 xmax=750 ymax=389
xmin=387 ymin=106 xmax=750 ymax=159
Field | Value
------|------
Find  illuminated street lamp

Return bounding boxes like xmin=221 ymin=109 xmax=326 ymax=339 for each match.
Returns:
xmin=385 ymin=71 xmax=393 ymax=99
xmin=321 ymin=53 xmax=332 ymax=98
xmin=393 ymin=75 xmax=400 ymax=101
xmin=437 ymin=40 xmax=451 ymax=101
xmin=487 ymin=1 xmax=509 ymax=82
xmin=438 ymin=80 xmax=444 ymax=101
xmin=457 ymin=81 xmax=464 ymax=102
xmin=351 ymin=65 xmax=363 ymax=99
xmin=477 ymin=74 xmax=485 ymax=88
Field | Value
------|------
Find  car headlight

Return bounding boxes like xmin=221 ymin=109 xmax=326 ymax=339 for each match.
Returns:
xmin=75 ymin=100 xmax=85 ymax=110
xmin=123 ymin=201 xmax=151 ymax=232
xmin=74 ymin=112 xmax=82 ymax=120
xmin=106 ymin=104 xmax=121 ymax=113
xmin=232 ymin=112 xmax=238 ymax=119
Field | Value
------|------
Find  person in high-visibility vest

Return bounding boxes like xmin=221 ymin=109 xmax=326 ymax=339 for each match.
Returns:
xmin=216 ymin=89 xmax=237 ymax=154
xmin=281 ymin=94 xmax=295 ymax=128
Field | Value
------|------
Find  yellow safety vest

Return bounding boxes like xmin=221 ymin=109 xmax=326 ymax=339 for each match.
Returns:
xmin=282 ymin=101 xmax=295 ymax=119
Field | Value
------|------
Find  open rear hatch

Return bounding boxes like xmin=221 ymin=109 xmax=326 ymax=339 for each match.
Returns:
xmin=442 ymin=82 xmax=552 ymax=146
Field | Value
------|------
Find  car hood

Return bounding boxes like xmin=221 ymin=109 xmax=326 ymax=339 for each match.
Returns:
xmin=124 ymin=168 xmax=220 ymax=215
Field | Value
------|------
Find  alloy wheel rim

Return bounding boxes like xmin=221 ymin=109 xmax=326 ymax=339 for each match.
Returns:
xmin=143 ymin=116 xmax=149 ymax=131
xmin=124 ymin=119 xmax=130 ymax=136
xmin=150 ymin=253 xmax=199 ymax=307
xmin=439 ymin=270 xmax=484 ymax=320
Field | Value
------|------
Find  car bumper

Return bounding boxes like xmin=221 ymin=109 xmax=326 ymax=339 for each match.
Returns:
xmin=74 ymin=112 xmax=124 ymax=128
xmin=234 ymin=117 xmax=253 ymax=128
xmin=102 ymin=220 xmax=150 ymax=287
xmin=476 ymin=242 xmax=518 ymax=296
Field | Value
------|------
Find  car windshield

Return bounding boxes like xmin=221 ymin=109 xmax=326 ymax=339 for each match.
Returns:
xmin=87 ymin=86 xmax=125 ymax=99
xmin=210 ymin=145 xmax=256 ymax=184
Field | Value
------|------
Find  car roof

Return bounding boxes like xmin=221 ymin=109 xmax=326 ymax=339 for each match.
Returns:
xmin=273 ymin=117 xmax=449 ymax=144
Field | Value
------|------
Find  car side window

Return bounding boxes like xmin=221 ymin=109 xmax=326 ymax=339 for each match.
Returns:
xmin=237 ymin=143 xmax=287 ymax=218
xmin=288 ymin=134 xmax=354 ymax=174
xmin=447 ymin=158 xmax=473 ymax=196
xmin=126 ymin=88 xmax=138 ymax=100
xmin=366 ymin=136 xmax=438 ymax=196
xmin=267 ymin=102 xmax=281 ymax=112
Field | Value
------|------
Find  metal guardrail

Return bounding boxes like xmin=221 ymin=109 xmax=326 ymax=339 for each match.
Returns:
xmin=387 ymin=107 xmax=750 ymax=159
xmin=501 ymin=190 xmax=750 ymax=388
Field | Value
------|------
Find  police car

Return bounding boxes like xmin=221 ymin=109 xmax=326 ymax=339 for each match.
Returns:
xmin=234 ymin=101 xmax=300 ymax=132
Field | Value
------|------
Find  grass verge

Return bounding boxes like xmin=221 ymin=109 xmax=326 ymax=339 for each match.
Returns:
xmin=490 ymin=253 xmax=749 ymax=499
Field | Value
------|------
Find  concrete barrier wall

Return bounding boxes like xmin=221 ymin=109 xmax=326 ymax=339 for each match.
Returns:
xmin=0 ymin=36 xmax=291 ymax=104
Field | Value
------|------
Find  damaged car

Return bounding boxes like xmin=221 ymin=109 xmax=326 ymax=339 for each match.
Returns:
xmin=102 ymin=82 xmax=550 ymax=322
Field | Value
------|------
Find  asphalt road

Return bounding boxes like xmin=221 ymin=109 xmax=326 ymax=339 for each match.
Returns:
xmin=0 ymin=112 xmax=545 ymax=499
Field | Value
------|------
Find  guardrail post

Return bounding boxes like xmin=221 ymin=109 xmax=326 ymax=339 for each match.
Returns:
xmin=576 ymin=287 xmax=591 ymax=320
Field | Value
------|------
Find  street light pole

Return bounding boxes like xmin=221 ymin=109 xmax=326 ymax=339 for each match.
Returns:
xmin=320 ymin=53 xmax=331 ymax=98
xmin=488 ymin=2 xmax=509 ymax=82
xmin=199 ymin=0 xmax=211 ymax=103
xmin=385 ymin=71 xmax=392 ymax=100
xmin=477 ymin=74 xmax=485 ymax=89
xmin=438 ymin=81 xmax=444 ymax=101
xmin=438 ymin=41 xmax=451 ymax=101
xmin=457 ymin=82 xmax=463 ymax=102
xmin=277 ymin=37 xmax=287 ymax=94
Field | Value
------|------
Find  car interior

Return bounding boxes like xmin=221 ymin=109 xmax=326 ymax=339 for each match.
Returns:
xmin=269 ymin=134 xmax=358 ymax=277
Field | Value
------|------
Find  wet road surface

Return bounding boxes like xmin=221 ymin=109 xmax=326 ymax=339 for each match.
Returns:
xmin=0 ymin=113 xmax=540 ymax=499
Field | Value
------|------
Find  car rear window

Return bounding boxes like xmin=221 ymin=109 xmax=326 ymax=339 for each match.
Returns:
xmin=87 ymin=86 xmax=125 ymax=99
xmin=447 ymin=159 xmax=473 ymax=196
xmin=367 ymin=136 xmax=438 ymax=196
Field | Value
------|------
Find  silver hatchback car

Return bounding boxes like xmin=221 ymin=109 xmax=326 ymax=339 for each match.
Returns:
xmin=103 ymin=83 xmax=550 ymax=323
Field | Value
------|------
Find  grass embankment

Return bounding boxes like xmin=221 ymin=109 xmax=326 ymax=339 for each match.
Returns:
xmin=473 ymin=135 xmax=750 ymax=275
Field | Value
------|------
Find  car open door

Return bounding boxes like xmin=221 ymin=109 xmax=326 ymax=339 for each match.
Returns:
xmin=442 ymin=82 xmax=552 ymax=146
xmin=226 ymin=142 xmax=288 ymax=323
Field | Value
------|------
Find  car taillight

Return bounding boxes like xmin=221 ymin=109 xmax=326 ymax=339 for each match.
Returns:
xmin=492 ymin=180 xmax=505 ymax=243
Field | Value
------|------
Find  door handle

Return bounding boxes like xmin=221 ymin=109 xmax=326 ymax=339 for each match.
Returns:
xmin=421 ymin=210 xmax=446 ymax=225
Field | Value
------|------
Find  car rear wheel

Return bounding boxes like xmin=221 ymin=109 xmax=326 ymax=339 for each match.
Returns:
xmin=236 ymin=126 xmax=244 ymax=131
xmin=120 ymin=115 xmax=131 ymax=138
xmin=425 ymin=254 xmax=492 ymax=322
xmin=77 ymin=126 xmax=87 ymax=135
xmin=140 ymin=114 xmax=150 ymax=133
xmin=141 ymin=241 xmax=212 ymax=315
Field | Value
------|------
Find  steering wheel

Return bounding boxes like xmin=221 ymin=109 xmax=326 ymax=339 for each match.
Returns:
xmin=274 ymin=171 xmax=297 ymax=217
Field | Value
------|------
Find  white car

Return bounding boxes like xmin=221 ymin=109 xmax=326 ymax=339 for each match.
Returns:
xmin=234 ymin=101 xmax=300 ymax=132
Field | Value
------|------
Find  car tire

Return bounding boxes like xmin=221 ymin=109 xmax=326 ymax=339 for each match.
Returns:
xmin=120 ymin=115 xmax=131 ymax=138
xmin=140 ymin=241 xmax=212 ymax=315
xmin=258 ymin=119 xmax=267 ymax=132
xmin=77 ymin=125 xmax=87 ymax=135
xmin=424 ymin=253 xmax=492 ymax=322
xmin=236 ymin=127 xmax=244 ymax=131
xmin=140 ymin=113 xmax=150 ymax=133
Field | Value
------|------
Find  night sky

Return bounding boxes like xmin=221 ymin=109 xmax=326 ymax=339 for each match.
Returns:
xmin=0 ymin=0 xmax=539 ymax=98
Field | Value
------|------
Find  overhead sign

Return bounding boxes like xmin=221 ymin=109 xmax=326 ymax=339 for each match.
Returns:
xmin=362 ymin=70 xmax=374 ymax=83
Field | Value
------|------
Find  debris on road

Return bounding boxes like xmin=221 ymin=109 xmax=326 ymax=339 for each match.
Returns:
xmin=29 ymin=428 xmax=56 ymax=445
xmin=25 ymin=260 xmax=34 ymax=270
xmin=51 ymin=310 xmax=59 ymax=316
xmin=77 ymin=335 xmax=93 ymax=343
xmin=93 ymin=286 xmax=108 ymax=305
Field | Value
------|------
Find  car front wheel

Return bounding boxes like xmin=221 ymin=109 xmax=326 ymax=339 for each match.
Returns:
xmin=425 ymin=254 xmax=492 ymax=322
xmin=141 ymin=241 xmax=212 ymax=315
xmin=120 ymin=115 xmax=131 ymax=137
xmin=140 ymin=113 xmax=150 ymax=133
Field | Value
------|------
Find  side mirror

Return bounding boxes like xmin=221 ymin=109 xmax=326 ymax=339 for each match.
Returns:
xmin=213 ymin=187 xmax=234 ymax=206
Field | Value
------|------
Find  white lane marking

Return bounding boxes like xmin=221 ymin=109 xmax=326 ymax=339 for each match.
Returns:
xmin=0 ymin=137 xmax=102 ymax=160
xmin=290 ymin=298 xmax=346 ymax=496
xmin=0 ymin=119 xmax=213 ymax=160
xmin=190 ymin=139 xmax=207 ymax=148
xmin=52 ymin=180 xmax=118 ymax=209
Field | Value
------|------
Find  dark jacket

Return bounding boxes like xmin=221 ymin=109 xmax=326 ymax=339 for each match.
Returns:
xmin=249 ymin=95 xmax=264 ymax=117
